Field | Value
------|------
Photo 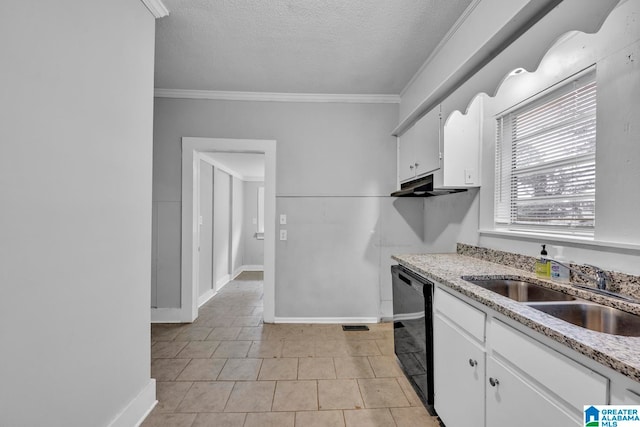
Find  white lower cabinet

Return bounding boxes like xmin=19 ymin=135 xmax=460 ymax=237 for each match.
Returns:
xmin=433 ymin=285 xmax=609 ymax=427
xmin=486 ymin=357 xmax=579 ymax=427
xmin=433 ymin=315 xmax=485 ymax=427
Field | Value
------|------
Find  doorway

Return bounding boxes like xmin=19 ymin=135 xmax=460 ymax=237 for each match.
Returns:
xmin=197 ymin=152 xmax=266 ymax=305
xmin=181 ymin=138 xmax=276 ymax=323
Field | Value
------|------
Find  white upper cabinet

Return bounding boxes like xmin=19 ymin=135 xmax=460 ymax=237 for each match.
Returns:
xmin=397 ymin=105 xmax=441 ymax=183
xmin=397 ymin=98 xmax=483 ymax=188
xmin=437 ymin=95 xmax=483 ymax=188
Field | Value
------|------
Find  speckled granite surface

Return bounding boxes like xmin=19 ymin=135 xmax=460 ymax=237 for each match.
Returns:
xmin=392 ymin=252 xmax=640 ymax=382
xmin=457 ymin=243 xmax=640 ymax=300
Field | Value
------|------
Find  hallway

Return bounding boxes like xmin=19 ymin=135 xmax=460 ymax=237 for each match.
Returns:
xmin=144 ymin=273 xmax=438 ymax=427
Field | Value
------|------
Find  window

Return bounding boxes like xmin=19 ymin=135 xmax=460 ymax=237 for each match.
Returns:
xmin=495 ymin=69 xmax=597 ymax=236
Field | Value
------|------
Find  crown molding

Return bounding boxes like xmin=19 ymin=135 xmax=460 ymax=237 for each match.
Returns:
xmin=400 ymin=0 xmax=482 ymax=97
xmin=154 ymin=88 xmax=400 ymax=104
xmin=140 ymin=0 xmax=169 ymax=18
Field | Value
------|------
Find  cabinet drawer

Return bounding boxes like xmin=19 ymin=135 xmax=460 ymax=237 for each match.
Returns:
xmin=491 ymin=320 xmax=608 ymax=410
xmin=435 ymin=287 xmax=485 ymax=342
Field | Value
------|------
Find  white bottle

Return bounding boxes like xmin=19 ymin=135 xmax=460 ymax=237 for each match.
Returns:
xmin=550 ymin=247 xmax=570 ymax=283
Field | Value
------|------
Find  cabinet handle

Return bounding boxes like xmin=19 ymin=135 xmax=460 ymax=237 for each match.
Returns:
xmin=468 ymin=359 xmax=477 ymax=367
xmin=409 ymin=164 xmax=414 ymax=170
xmin=489 ymin=377 xmax=500 ymax=387
xmin=414 ymin=162 xmax=419 ymax=168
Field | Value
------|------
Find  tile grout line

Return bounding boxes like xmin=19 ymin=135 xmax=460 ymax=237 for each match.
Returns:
xmin=147 ymin=279 xmax=436 ymax=426
xmin=173 ymin=380 xmax=196 ymax=415
xmin=221 ymin=380 xmax=236 ymax=414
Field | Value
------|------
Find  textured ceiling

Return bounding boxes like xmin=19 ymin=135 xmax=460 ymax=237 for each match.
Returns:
xmin=154 ymin=0 xmax=474 ymax=94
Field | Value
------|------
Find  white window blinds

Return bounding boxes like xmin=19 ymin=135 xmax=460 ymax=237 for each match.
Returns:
xmin=495 ymin=70 xmax=597 ymax=235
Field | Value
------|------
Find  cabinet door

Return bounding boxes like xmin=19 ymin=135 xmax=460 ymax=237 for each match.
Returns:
xmin=413 ymin=106 xmax=441 ymax=179
xmin=398 ymin=106 xmax=441 ymax=183
xmin=398 ymin=133 xmax=416 ymax=183
xmin=433 ymin=315 xmax=484 ymax=427
xmin=443 ymin=95 xmax=481 ymax=187
xmin=486 ymin=357 xmax=579 ymax=427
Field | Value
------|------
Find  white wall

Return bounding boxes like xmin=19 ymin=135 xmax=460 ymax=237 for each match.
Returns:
xmin=231 ymin=176 xmax=244 ymax=274
xmin=198 ymin=161 xmax=214 ymax=298
xmin=475 ymin=0 xmax=640 ymax=274
xmin=243 ymin=181 xmax=265 ymax=267
xmin=405 ymin=0 xmax=640 ymax=275
xmin=152 ymin=97 xmax=479 ymax=320
xmin=153 ymin=99 xmax=433 ymax=319
xmin=0 ymin=1 xmax=156 ymax=426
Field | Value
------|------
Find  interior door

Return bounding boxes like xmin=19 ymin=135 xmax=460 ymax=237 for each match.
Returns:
xmin=198 ymin=160 xmax=214 ymax=299
xmin=213 ymin=168 xmax=231 ymax=290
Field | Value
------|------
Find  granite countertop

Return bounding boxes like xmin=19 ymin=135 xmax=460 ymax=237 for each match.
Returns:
xmin=392 ymin=253 xmax=640 ymax=382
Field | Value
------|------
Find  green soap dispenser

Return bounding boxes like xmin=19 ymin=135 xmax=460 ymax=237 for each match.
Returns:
xmin=535 ymin=244 xmax=550 ymax=278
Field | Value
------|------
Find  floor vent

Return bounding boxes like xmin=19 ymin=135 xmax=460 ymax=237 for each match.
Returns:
xmin=342 ymin=325 xmax=370 ymax=331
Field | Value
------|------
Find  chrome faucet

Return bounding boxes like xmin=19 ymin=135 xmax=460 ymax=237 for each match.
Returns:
xmin=546 ymin=259 xmax=638 ymax=303
xmin=585 ymin=264 xmax=609 ymax=290
xmin=547 ymin=259 xmax=609 ymax=290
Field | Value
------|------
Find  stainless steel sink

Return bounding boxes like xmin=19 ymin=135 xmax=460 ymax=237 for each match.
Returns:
xmin=463 ymin=276 xmax=640 ymax=336
xmin=463 ymin=278 xmax=576 ymax=302
xmin=529 ymin=303 xmax=640 ymax=337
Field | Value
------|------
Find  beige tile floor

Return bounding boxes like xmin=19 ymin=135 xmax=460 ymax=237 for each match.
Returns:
xmin=144 ymin=273 xmax=440 ymax=427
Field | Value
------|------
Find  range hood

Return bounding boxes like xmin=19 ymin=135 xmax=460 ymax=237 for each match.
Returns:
xmin=390 ymin=174 xmax=467 ymax=197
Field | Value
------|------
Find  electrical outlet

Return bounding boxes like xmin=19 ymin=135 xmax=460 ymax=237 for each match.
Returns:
xmin=280 ymin=230 xmax=287 ymax=241
xmin=280 ymin=214 xmax=287 ymax=225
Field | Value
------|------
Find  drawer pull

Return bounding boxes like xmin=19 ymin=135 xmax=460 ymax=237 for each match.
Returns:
xmin=489 ymin=377 xmax=500 ymax=387
xmin=468 ymin=359 xmax=477 ymax=367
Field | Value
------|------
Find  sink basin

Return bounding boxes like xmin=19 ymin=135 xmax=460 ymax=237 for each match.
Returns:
xmin=529 ymin=303 xmax=640 ymax=336
xmin=464 ymin=278 xmax=576 ymax=302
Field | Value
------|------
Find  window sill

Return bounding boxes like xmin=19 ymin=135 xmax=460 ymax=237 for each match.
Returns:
xmin=479 ymin=229 xmax=640 ymax=252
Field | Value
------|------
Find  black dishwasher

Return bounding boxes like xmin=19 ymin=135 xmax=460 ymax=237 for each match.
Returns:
xmin=392 ymin=264 xmax=435 ymax=414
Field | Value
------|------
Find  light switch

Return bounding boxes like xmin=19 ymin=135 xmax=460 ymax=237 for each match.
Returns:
xmin=252 ymin=218 xmax=257 ymax=225
xmin=280 ymin=230 xmax=287 ymax=241
xmin=280 ymin=214 xmax=287 ymax=225
xmin=464 ymin=169 xmax=476 ymax=185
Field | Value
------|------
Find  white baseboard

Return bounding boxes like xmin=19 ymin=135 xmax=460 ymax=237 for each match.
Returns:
xmin=242 ymin=264 xmax=264 ymax=271
xmin=232 ymin=266 xmax=244 ymax=279
xmin=198 ymin=288 xmax=217 ymax=307
xmin=273 ymin=317 xmax=379 ymax=324
xmin=108 ymin=378 xmax=156 ymax=427
xmin=215 ymin=274 xmax=231 ymax=291
xmin=379 ymin=300 xmax=393 ymax=322
xmin=152 ymin=265 xmax=265 ymax=323
xmin=150 ymin=308 xmax=183 ymax=323
xmin=232 ymin=265 xmax=264 ymax=279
